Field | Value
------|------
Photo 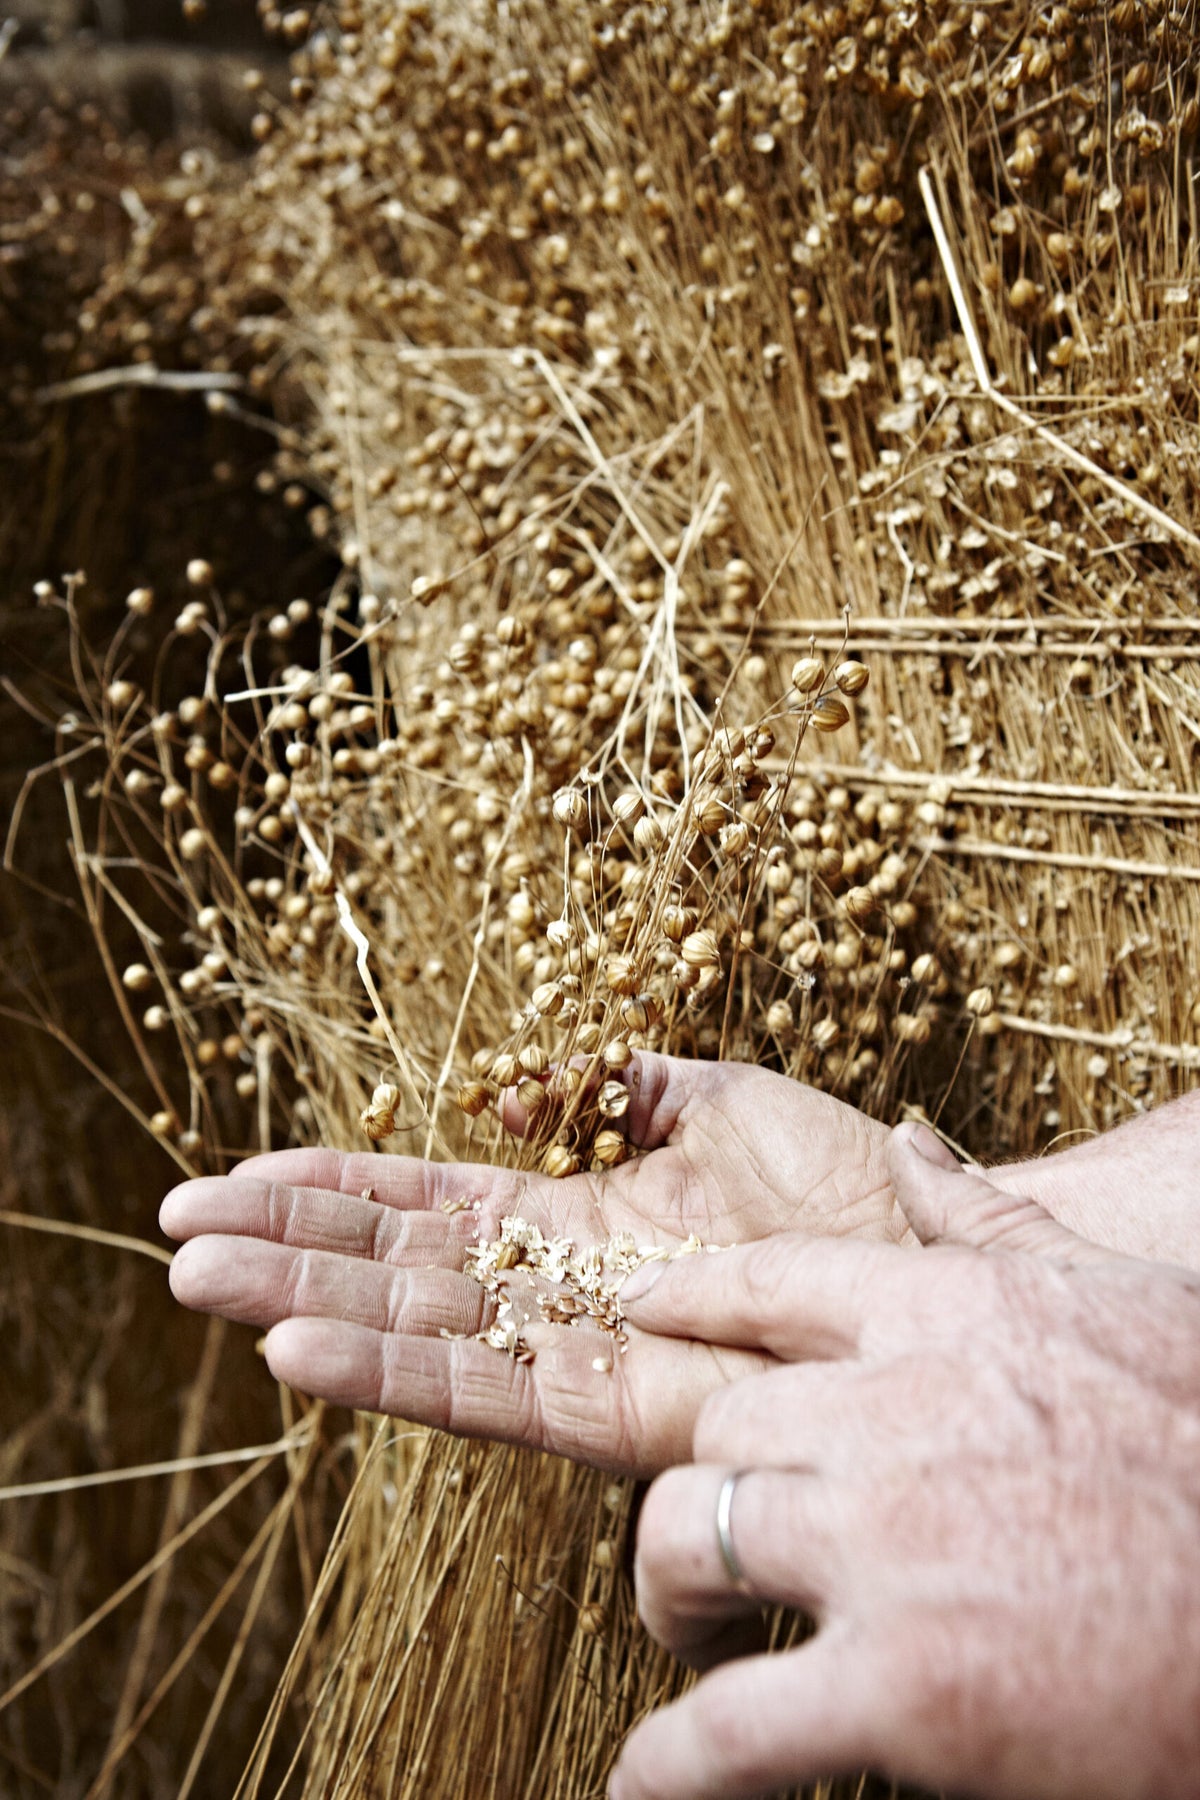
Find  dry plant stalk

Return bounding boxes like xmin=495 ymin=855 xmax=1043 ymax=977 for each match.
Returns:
xmin=4 ymin=0 xmax=1199 ymax=1793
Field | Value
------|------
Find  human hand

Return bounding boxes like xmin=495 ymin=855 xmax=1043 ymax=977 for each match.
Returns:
xmin=612 ymin=1125 xmax=1200 ymax=1800
xmin=159 ymin=1052 xmax=896 ymax=1476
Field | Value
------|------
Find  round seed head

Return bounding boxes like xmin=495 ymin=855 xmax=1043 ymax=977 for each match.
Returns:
xmin=542 ymin=1144 xmax=581 ymax=1178
xmin=834 ymin=660 xmax=869 ymax=696
xmin=811 ymin=695 xmax=851 ymax=733
xmin=680 ymin=928 xmax=720 ymax=969
xmin=692 ymin=793 xmax=726 ymax=835
xmin=765 ymin=999 xmax=794 ymax=1038
xmin=791 ymin=656 xmax=824 ymax=693
xmin=591 ymin=1129 xmax=626 ymax=1168
xmin=553 ymin=788 xmax=587 ymax=829
xmin=456 ymin=1080 xmax=493 ymax=1117
xmin=602 ymin=1039 xmax=634 ymax=1069
xmin=662 ymin=903 xmax=695 ymax=942
xmin=516 ymin=1076 xmax=547 ymax=1113
xmin=186 ymin=558 xmax=214 ymax=587
xmin=360 ymin=1101 xmax=396 ymax=1140
xmin=122 ymin=962 xmax=154 ymax=992
xmin=894 ymin=1013 xmax=932 ymax=1045
xmin=612 ymin=790 xmax=645 ymax=826
xmin=517 ymin=1044 xmax=549 ymax=1076
xmin=843 ymin=886 xmax=877 ymax=925
xmin=597 ymin=1079 xmax=631 ymax=1119
xmin=530 ymin=980 xmax=564 ymax=1017
xmin=965 ymin=986 xmax=994 ymax=1017
xmin=604 ymin=955 xmax=641 ymax=995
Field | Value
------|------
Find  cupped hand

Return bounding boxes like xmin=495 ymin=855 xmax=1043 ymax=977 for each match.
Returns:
xmin=160 ymin=1052 xmax=896 ymax=1476
xmin=612 ymin=1125 xmax=1200 ymax=1800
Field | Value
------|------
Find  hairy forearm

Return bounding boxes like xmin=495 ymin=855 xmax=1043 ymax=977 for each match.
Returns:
xmin=985 ymin=1088 xmax=1200 ymax=1271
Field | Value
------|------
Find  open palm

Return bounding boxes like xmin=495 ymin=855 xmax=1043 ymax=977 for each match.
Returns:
xmin=160 ymin=1054 xmax=898 ymax=1476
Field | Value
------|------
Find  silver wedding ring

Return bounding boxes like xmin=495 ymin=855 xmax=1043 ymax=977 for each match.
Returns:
xmin=715 ymin=1469 xmax=756 ymax=1597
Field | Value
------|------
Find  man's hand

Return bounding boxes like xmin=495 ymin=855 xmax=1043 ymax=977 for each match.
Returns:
xmin=611 ymin=1125 xmax=1200 ymax=1800
xmin=159 ymin=1053 xmax=895 ymax=1476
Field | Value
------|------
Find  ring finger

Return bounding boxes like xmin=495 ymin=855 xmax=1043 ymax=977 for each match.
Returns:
xmin=635 ymin=1463 xmax=851 ymax=1667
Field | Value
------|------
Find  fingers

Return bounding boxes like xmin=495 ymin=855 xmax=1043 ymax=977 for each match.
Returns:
xmin=691 ymin=1353 xmax=1024 ymax=1481
xmin=169 ymin=1234 xmax=489 ymax=1337
xmin=219 ymin=1147 xmax=533 ymax=1220
xmin=159 ymin=1175 xmax=473 ymax=1263
xmin=261 ymin=1315 xmax=740 ymax=1474
xmin=609 ymin=1628 xmax=896 ymax=1800
xmin=619 ymin=1231 xmax=902 ymax=1360
xmin=889 ymin=1123 xmax=1116 ymax=1265
xmin=498 ymin=1052 xmax=741 ymax=1153
xmin=635 ymin=1464 xmax=851 ymax=1666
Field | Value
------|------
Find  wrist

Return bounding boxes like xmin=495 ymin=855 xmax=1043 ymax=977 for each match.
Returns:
xmin=980 ymin=1096 xmax=1200 ymax=1272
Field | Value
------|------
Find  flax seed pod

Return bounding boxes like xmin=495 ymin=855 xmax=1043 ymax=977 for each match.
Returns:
xmin=516 ymin=1076 xmax=547 ymax=1113
xmin=680 ymin=928 xmax=720 ymax=969
xmin=811 ymin=695 xmax=851 ymax=734
xmin=530 ymin=981 xmax=563 ymax=1017
xmin=543 ymin=1144 xmax=581 ymax=1178
xmin=604 ymin=955 xmax=641 ymax=995
xmin=456 ymin=1080 xmax=493 ymax=1117
xmin=843 ymin=886 xmax=877 ymax=926
xmin=692 ymin=792 xmax=726 ymax=835
xmin=791 ymin=657 xmax=824 ymax=694
xmin=591 ymin=1130 xmax=626 ymax=1168
xmin=662 ymin=904 xmax=696 ymax=942
xmin=834 ymin=660 xmax=869 ymax=695
xmin=597 ymin=1079 xmax=631 ymax=1119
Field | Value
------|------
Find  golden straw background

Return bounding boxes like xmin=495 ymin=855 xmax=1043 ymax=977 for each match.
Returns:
xmin=2 ymin=0 xmax=1197 ymax=1795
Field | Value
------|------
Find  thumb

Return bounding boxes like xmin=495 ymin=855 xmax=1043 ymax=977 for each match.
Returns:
xmin=888 ymin=1121 xmax=1117 ymax=1264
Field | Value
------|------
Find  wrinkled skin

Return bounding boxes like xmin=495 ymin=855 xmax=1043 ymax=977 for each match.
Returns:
xmin=612 ymin=1126 xmax=1200 ymax=1800
xmin=161 ymin=1054 xmax=897 ymax=1475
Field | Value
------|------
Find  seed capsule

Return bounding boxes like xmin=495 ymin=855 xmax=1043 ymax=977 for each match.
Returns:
xmin=692 ymin=793 xmax=726 ymax=835
xmin=791 ymin=656 xmax=824 ymax=693
xmin=516 ymin=1076 xmax=546 ymax=1113
xmin=456 ymin=1080 xmax=493 ymax=1117
xmin=662 ymin=903 xmax=695 ymax=942
xmin=766 ymin=999 xmax=794 ymax=1038
xmin=843 ymin=886 xmax=876 ymax=925
xmin=552 ymin=789 xmax=587 ymax=829
xmin=602 ymin=1039 xmax=633 ymax=1069
xmin=811 ymin=695 xmax=851 ymax=733
xmin=530 ymin=981 xmax=564 ymax=1017
xmin=122 ymin=962 xmax=154 ymax=992
xmin=680 ymin=929 xmax=720 ymax=968
xmin=591 ymin=1129 xmax=626 ymax=1168
xmin=834 ymin=660 xmax=869 ymax=695
xmin=542 ymin=1144 xmax=581 ymax=1178
xmin=597 ymin=1079 xmax=631 ymax=1119
xmin=604 ymin=955 xmax=641 ymax=995
xmin=612 ymin=791 xmax=645 ymax=826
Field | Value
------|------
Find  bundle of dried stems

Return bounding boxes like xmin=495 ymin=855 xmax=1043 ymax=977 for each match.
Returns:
xmin=3 ymin=0 xmax=1198 ymax=1794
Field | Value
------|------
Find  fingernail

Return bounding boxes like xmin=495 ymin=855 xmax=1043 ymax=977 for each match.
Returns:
xmin=618 ymin=1260 xmax=665 ymax=1306
xmin=896 ymin=1121 xmax=959 ymax=1169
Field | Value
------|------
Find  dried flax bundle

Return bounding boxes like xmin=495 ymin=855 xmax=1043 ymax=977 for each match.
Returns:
xmin=12 ymin=0 xmax=1200 ymax=1791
